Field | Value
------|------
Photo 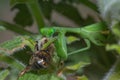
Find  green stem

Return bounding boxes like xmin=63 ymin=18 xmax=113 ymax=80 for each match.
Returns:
xmin=0 ymin=20 xmax=33 ymax=35
xmin=27 ymin=0 xmax=45 ymax=32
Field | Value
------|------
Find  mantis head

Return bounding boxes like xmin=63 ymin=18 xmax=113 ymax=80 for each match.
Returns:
xmin=40 ymin=28 xmax=55 ymax=37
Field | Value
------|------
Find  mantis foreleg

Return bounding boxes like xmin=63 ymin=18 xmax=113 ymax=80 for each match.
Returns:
xmin=68 ymin=39 xmax=91 ymax=55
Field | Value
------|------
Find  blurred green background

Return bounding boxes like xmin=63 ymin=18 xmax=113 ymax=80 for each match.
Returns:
xmin=0 ymin=0 xmax=119 ymax=80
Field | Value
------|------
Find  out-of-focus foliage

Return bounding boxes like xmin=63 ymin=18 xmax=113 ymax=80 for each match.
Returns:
xmin=0 ymin=70 xmax=9 ymax=80
xmin=18 ymin=73 xmax=64 ymax=80
xmin=98 ymin=0 xmax=120 ymax=80
xmin=0 ymin=0 xmax=119 ymax=80
xmin=11 ymin=4 xmax=33 ymax=27
xmin=0 ymin=26 xmax=6 ymax=31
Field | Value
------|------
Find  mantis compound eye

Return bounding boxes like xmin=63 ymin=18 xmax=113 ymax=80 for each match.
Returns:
xmin=40 ymin=28 xmax=55 ymax=37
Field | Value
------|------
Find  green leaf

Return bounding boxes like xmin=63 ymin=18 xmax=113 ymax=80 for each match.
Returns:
xmin=111 ymin=21 xmax=120 ymax=38
xmin=106 ymin=44 xmax=120 ymax=54
xmin=53 ymin=2 xmax=85 ymax=26
xmin=0 ymin=36 xmax=24 ymax=52
xmin=0 ymin=36 xmax=36 ymax=65
xmin=10 ymin=0 xmax=45 ymax=31
xmin=18 ymin=73 xmax=64 ymax=80
xmin=0 ymin=36 xmax=36 ymax=78
xmin=63 ymin=62 xmax=90 ymax=73
xmin=77 ymin=75 xmax=88 ymax=80
xmin=61 ymin=0 xmax=98 ymax=12
xmin=78 ymin=0 xmax=98 ymax=12
xmin=11 ymin=4 xmax=33 ymax=27
xmin=12 ymin=46 xmax=32 ymax=65
xmin=0 ymin=70 xmax=9 ymax=80
xmin=53 ymin=1 xmax=96 ymax=26
xmin=10 ymin=0 xmax=29 ymax=6
xmin=67 ymin=36 xmax=79 ymax=44
xmin=0 ymin=36 xmax=35 ymax=54
xmin=66 ymin=62 xmax=90 ymax=71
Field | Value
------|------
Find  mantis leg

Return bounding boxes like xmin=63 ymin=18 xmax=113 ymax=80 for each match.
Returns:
xmin=41 ymin=37 xmax=57 ymax=50
xmin=68 ymin=39 xmax=91 ymax=55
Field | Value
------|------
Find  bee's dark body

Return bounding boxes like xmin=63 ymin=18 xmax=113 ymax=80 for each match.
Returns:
xmin=30 ymin=50 xmax=51 ymax=70
xmin=19 ymin=37 xmax=54 ymax=77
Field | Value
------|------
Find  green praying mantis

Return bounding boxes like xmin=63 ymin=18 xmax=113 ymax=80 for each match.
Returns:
xmin=40 ymin=22 xmax=109 ymax=60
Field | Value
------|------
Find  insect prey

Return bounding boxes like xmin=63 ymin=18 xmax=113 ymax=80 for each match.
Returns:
xmin=19 ymin=37 xmax=55 ymax=77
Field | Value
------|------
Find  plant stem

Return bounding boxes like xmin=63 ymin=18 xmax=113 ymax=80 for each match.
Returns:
xmin=0 ymin=20 xmax=33 ymax=35
xmin=27 ymin=0 xmax=45 ymax=32
xmin=103 ymin=56 xmax=120 ymax=80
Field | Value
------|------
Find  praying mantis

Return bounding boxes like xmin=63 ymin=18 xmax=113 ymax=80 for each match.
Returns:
xmin=40 ymin=22 xmax=109 ymax=60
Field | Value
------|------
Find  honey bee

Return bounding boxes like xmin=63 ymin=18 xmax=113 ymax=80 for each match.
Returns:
xmin=19 ymin=37 xmax=55 ymax=77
